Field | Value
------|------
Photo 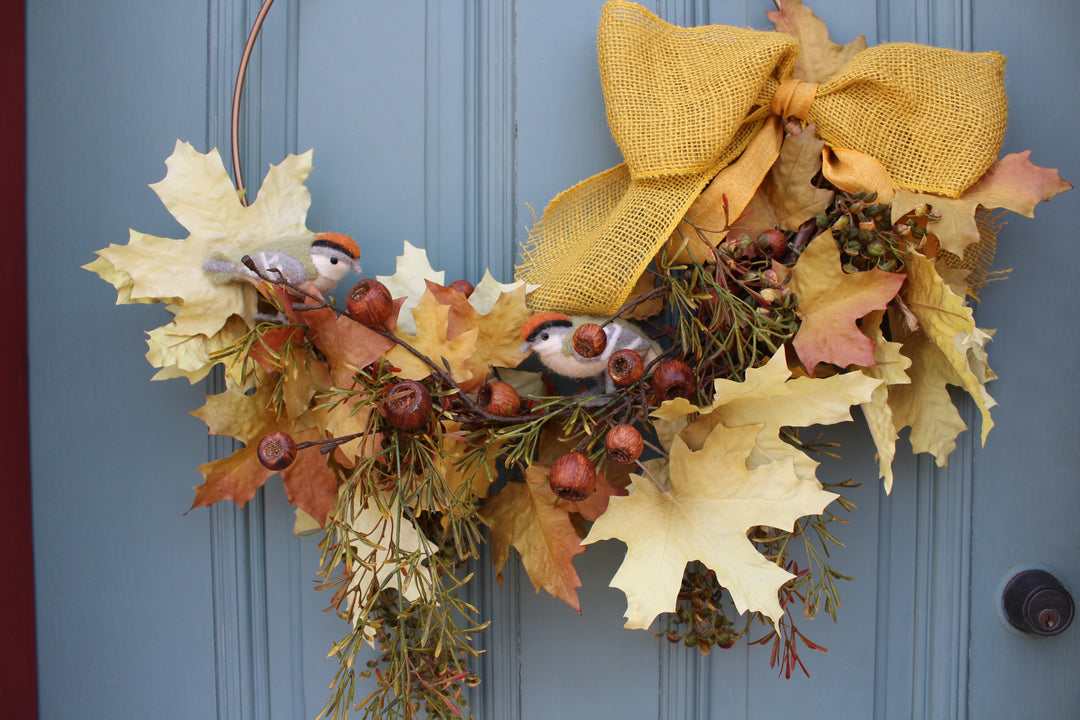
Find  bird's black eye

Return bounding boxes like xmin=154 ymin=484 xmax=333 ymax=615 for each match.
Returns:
xmin=539 ymin=332 xmax=549 ymax=341
xmin=330 ymin=257 xmax=339 ymax=265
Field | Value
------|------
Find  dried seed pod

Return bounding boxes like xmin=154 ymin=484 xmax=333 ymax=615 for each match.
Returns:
xmin=652 ymin=359 xmax=695 ymax=402
xmin=449 ymin=279 xmax=475 ymax=297
xmin=607 ymin=348 xmax=644 ymax=386
xmin=605 ymin=424 xmax=644 ymax=464
xmin=257 ymin=431 xmax=297 ymax=471
xmin=572 ymin=323 xmax=607 ymax=358
xmin=548 ymin=452 xmax=597 ymax=501
xmin=346 ymin=278 xmax=394 ymax=327
xmin=382 ymin=381 xmax=433 ymax=431
xmin=477 ymin=381 xmax=521 ymax=417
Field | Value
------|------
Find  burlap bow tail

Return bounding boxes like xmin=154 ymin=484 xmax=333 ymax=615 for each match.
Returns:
xmin=516 ymin=1 xmax=1006 ymax=314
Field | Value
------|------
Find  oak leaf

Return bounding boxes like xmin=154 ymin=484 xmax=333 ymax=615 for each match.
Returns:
xmin=729 ymin=124 xmax=835 ymax=238
xmin=85 ymin=141 xmax=316 ymax=382
xmin=887 ymin=326 xmax=969 ymax=466
xmin=891 ymin=151 xmax=1072 ymax=259
xmin=856 ymin=310 xmax=912 ymax=493
xmin=767 ymin=0 xmax=868 ymax=83
xmin=789 ymin=233 xmax=906 ymax=374
xmin=583 ymin=423 xmax=836 ymax=629
xmin=900 ymin=252 xmax=995 ymax=443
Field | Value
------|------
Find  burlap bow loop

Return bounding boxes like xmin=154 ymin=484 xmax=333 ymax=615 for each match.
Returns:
xmin=771 ymin=78 xmax=818 ymax=121
xmin=517 ymin=1 xmax=1009 ymax=315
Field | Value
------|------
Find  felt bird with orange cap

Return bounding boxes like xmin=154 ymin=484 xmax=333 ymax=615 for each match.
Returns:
xmin=203 ymin=231 xmax=361 ymax=295
xmin=519 ymin=312 xmax=660 ymax=393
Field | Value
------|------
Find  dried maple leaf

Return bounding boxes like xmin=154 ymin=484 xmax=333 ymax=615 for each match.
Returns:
xmin=583 ymin=423 xmax=836 ymax=629
xmin=425 ymin=280 xmax=531 ymax=392
xmin=190 ymin=385 xmax=337 ymax=525
xmin=385 ymin=289 xmax=479 ymax=385
xmin=377 ymin=240 xmax=445 ymax=335
xmin=481 ymin=462 xmax=625 ymax=613
xmin=789 ymin=233 xmax=906 ymax=374
xmin=890 ymin=151 xmax=1072 ymax=259
xmin=655 ymin=347 xmax=881 ymax=486
xmin=85 ymin=141 xmax=317 ymax=382
xmin=767 ymin=0 xmax=868 ymax=83
xmin=286 ymin=291 xmax=399 ymax=388
xmin=729 ymin=124 xmax=836 ymax=238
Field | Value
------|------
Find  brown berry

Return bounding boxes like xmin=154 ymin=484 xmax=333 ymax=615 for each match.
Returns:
xmin=382 ymin=381 xmax=433 ymax=431
xmin=572 ymin=323 xmax=607 ymax=358
xmin=477 ymin=381 xmax=521 ymax=417
xmin=548 ymin=452 xmax=596 ymax=501
xmin=652 ymin=359 xmax=695 ymax=402
xmin=257 ymin=431 xmax=297 ymax=471
xmin=449 ymin=279 xmax=474 ymax=297
xmin=605 ymin=424 xmax=644 ymax=464
xmin=607 ymin=349 xmax=644 ymax=386
xmin=346 ymin=278 xmax=394 ymax=327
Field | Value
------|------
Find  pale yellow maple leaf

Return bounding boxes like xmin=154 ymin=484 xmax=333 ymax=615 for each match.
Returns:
xmin=767 ymin=0 xmax=868 ymax=84
xmin=901 ymin=252 xmax=995 ymax=443
xmin=377 ymin=240 xmax=445 ymax=335
xmin=345 ymin=495 xmax=435 ymax=643
xmin=856 ymin=310 xmax=912 ymax=493
xmin=584 ymin=423 xmax=836 ymax=629
xmin=384 ymin=289 xmax=479 ymax=384
xmin=85 ymin=140 xmax=317 ymax=382
xmin=654 ymin=347 xmax=882 ymax=486
xmin=890 ymin=151 xmax=1072 ymax=259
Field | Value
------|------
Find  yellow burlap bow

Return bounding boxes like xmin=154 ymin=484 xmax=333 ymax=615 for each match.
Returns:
xmin=516 ymin=1 xmax=1007 ymax=314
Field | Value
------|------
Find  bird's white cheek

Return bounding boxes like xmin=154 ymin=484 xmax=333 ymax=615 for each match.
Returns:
xmin=312 ymin=255 xmax=352 ymax=287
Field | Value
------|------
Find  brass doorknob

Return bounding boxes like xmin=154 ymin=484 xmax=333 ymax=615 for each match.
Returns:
xmin=1001 ymin=569 xmax=1074 ymax=637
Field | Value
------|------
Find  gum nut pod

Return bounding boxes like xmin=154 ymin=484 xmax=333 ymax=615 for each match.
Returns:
xmin=548 ymin=452 xmax=597 ymax=501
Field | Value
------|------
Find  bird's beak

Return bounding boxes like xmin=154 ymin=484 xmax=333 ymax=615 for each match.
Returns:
xmin=519 ymin=342 xmax=532 ymax=356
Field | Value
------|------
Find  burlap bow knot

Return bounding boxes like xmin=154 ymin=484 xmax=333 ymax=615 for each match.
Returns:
xmin=517 ymin=0 xmax=1007 ymax=315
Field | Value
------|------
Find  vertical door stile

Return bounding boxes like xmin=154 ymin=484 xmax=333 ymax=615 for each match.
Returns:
xmin=464 ymin=2 xmax=524 ymax=718
xmin=205 ymin=1 xmax=280 ymax=717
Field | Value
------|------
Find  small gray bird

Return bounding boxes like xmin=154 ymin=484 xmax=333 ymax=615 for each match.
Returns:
xmin=204 ymin=231 xmax=361 ymax=294
xmin=519 ymin=312 xmax=660 ymax=393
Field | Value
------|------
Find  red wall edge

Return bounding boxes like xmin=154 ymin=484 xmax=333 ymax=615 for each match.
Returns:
xmin=2 ymin=1 xmax=39 ymax=717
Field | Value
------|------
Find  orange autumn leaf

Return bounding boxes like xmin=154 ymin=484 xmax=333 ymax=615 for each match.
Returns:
xmin=481 ymin=462 xmax=625 ymax=613
xmin=789 ymin=233 xmax=906 ymax=374
xmin=189 ymin=386 xmax=337 ymax=525
xmin=288 ymin=292 xmax=399 ymax=388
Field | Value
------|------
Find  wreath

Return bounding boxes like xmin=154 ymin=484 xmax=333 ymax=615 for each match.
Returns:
xmin=86 ymin=1 xmax=1070 ymax=718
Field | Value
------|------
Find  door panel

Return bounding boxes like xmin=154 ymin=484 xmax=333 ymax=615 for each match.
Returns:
xmin=28 ymin=1 xmax=1078 ymax=718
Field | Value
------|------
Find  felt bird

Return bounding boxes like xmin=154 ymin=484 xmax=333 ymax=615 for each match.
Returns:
xmin=519 ymin=312 xmax=660 ymax=393
xmin=203 ymin=231 xmax=362 ymax=294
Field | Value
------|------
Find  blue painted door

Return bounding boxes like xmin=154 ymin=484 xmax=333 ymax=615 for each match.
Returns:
xmin=27 ymin=1 xmax=1079 ymax=718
